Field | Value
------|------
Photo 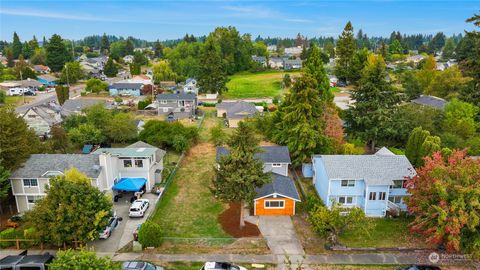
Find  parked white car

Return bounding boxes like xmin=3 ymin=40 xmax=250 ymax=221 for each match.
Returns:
xmin=201 ymin=262 xmax=247 ymax=270
xmin=129 ymin=199 xmax=149 ymax=218
xmin=7 ymin=87 xmax=29 ymax=96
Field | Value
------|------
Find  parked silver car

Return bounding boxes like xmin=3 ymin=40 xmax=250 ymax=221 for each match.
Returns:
xmin=98 ymin=215 xmax=121 ymax=239
xmin=122 ymin=261 xmax=164 ymax=270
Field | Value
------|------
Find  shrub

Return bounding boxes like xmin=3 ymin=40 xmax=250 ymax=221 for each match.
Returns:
xmin=0 ymin=228 xmax=17 ymax=248
xmin=114 ymin=96 xmax=123 ymax=103
xmin=201 ymin=102 xmax=216 ymax=107
xmin=80 ymin=91 xmax=87 ymax=96
xmin=210 ymin=123 xmax=229 ymax=146
xmin=138 ymin=221 xmax=163 ymax=247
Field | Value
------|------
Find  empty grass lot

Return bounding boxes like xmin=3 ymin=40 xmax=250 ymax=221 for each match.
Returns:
xmin=150 ymin=115 xmax=229 ymax=238
xmin=223 ymin=70 xmax=300 ymax=99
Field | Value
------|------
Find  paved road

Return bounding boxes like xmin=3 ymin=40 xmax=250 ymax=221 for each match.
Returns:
xmin=15 ymin=84 xmax=84 ymax=114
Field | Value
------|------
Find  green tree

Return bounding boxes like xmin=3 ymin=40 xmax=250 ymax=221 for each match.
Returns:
xmin=153 ymin=40 xmax=163 ymax=58
xmin=273 ymin=75 xmax=330 ymax=165
xmin=416 ymin=55 xmax=436 ymax=92
xmin=55 ymin=85 xmax=69 ymax=105
xmin=46 ymin=34 xmax=71 ymax=72
xmin=109 ymin=41 xmax=127 ymax=60
xmin=0 ymin=91 xmax=5 ymax=104
xmin=104 ymin=57 xmax=118 ymax=78
xmin=349 ymin=48 xmax=369 ymax=85
xmin=309 ymin=203 xmax=369 ymax=246
xmin=138 ymin=220 xmax=163 ymax=248
xmin=213 ymin=121 xmax=271 ymax=227
xmin=304 ymin=44 xmax=330 ymax=99
xmin=104 ymin=113 xmax=138 ymax=143
xmin=21 ymin=42 xmax=33 ymax=59
xmin=68 ymin=123 xmax=105 ymax=145
xmin=139 ymin=120 xmax=198 ymax=151
xmin=152 ymin=60 xmax=177 ymax=84
xmin=60 ymin=62 xmax=84 ymax=84
xmin=0 ymin=162 xmax=10 ymax=201
xmin=85 ymin=78 xmax=108 ymax=93
xmin=405 ymin=127 xmax=441 ymax=167
xmin=0 ymin=107 xmax=40 ymax=170
xmin=388 ymin=39 xmax=403 ymax=55
xmin=29 ymin=36 xmax=39 ymax=50
xmin=12 ymin=32 xmax=23 ymax=59
xmin=442 ymin=38 xmax=456 ymax=60
xmin=30 ymin=48 xmax=46 ymax=65
xmin=5 ymin=48 xmax=14 ymax=68
xmin=100 ymin=33 xmax=110 ymax=55
xmin=125 ymin=38 xmax=135 ymax=55
xmin=209 ymin=123 xmax=229 ymax=146
xmin=14 ymin=56 xmax=37 ymax=80
xmin=129 ymin=63 xmax=141 ymax=76
xmin=283 ymin=74 xmax=292 ymax=88
xmin=427 ymin=66 xmax=471 ymax=99
xmin=402 ymin=71 xmax=422 ymax=100
xmin=133 ymin=51 xmax=148 ymax=66
xmin=457 ymin=14 xmax=480 ymax=106
xmin=25 ymin=168 xmax=112 ymax=245
xmin=49 ymin=249 xmax=120 ymax=270
xmin=335 ymin=21 xmax=356 ymax=83
xmin=324 ymin=40 xmax=335 ymax=58
xmin=345 ymin=54 xmax=400 ymax=151
xmin=49 ymin=125 xmax=70 ymax=153
xmin=197 ymin=37 xmax=228 ymax=94
xmin=442 ymin=98 xmax=478 ymax=140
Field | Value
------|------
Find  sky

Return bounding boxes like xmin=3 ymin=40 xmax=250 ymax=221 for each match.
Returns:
xmin=0 ymin=0 xmax=479 ymax=42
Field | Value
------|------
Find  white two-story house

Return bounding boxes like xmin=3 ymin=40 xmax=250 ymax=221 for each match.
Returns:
xmin=305 ymin=147 xmax=416 ymax=217
xmin=10 ymin=141 xmax=165 ymax=212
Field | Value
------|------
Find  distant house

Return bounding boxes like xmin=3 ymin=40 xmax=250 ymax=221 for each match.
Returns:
xmin=268 ymin=57 xmax=284 ymax=69
xmin=21 ymin=106 xmax=62 ymax=136
xmin=32 ymin=65 xmax=51 ymax=74
xmin=123 ymin=55 xmax=134 ymax=63
xmin=109 ymin=82 xmax=143 ymax=96
xmin=267 ymin=45 xmax=277 ymax=52
xmin=156 ymin=93 xmax=197 ymax=119
xmin=60 ymin=99 xmax=111 ymax=117
xmin=37 ymin=75 xmax=58 ymax=86
xmin=305 ymin=147 xmax=416 ymax=217
xmin=216 ymin=146 xmax=300 ymax=216
xmin=183 ymin=78 xmax=198 ymax=94
xmin=159 ymin=81 xmax=177 ymax=90
xmin=411 ymin=95 xmax=447 ymax=109
xmin=284 ymin=59 xmax=302 ymax=70
xmin=406 ymin=54 xmax=425 ymax=64
xmin=215 ymin=101 xmax=260 ymax=128
xmin=252 ymin=56 xmax=267 ymax=66
xmin=284 ymin=46 xmax=302 ymax=56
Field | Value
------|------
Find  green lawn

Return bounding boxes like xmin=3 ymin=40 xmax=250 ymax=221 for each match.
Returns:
xmin=4 ymin=96 xmax=34 ymax=106
xmin=339 ymin=217 xmax=429 ymax=248
xmin=223 ymin=70 xmax=300 ymax=99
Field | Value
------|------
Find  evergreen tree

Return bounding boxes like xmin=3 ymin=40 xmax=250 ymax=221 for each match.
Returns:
xmin=104 ymin=57 xmax=118 ymax=77
xmin=46 ymin=34 xmax=70 ymax=72
xmin=0 ymin=162 xmax=10 ymax=201
xmin=125 ymin=37 xmax=134 ymax=55
xmin=335 ymin=22 xmax=356 ymax=83
xmin=197 ymin=37 xmax=227 ymax=94
xmin=405 ymin=127 xmax=432 ymax=167
xmin=389 ymin=39 xmax=403 ymax=55
xmin=55 ymin=85 xmax=70 ymax=105
xmin=457 ymin=13 xmax=480 ymax=105
xmin=213 ymin=121 xmax=271 ymax=228
xmin=29 ymin=36 xmax=39 ymax=50
xmin=324 ymin=40 xmax=335 ymax=58
xmin=5 ymin=48 xmax=14 ymax=68
xmin=402 ymin=71 xmax=422 ymax=100
xmin=273 ymin=75 xmax=330 ymax=165
xmin=42 ymin=36 xmax=47 ymax=47
xmin=349 ymin=48 xmax=369 ymax=85
xmin=21 ymin=42 xmax=33 ymax=59
xmin=129 ymin=63 xmax=141 ymax=75
xmin=153 ymin=40 xmax=163 ymax=58
xmin=12 ymin=32 xmax=22 ymax=59
xmin=441 ymin=38 xmax=455 ymax=60
xmin=345 ymin=55 xmax=400 ymax=151
xmin=378 ymin=41 xmax=388 ymax=59
xmin=304 ymin=44 xmax=331 ymax=100
xmin=100 ymin=33 xmax=110 ymax=55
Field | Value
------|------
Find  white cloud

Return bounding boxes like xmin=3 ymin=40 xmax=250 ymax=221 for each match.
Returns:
xmin=0 ymin=8 xmax=116 ymax=22
xmin=222 ymin=5 xmax=276 ymax=18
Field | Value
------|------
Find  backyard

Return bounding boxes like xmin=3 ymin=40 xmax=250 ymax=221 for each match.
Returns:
xmin=223 ymin=70 xmax=300 ymax=99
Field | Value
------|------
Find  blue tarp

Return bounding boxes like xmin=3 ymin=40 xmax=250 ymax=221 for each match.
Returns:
xmin=82 ymin=144 xmax=93 ymax=154
xmin=112 ymin=178 xmax=146 ymax=192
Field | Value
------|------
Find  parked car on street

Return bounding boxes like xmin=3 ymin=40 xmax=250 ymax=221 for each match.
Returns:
xmin=98 ymin=215 xmax=121 ymax=239
xmin=396 ymin=265 xmax=442 ymax=270
xmin=201 ymin=262 xmax=247 ymax=270
xmin=122 ymin=261 xmax=164 ymax=270
xmin=23 ymin=90 xmax=37 ymax=96
xmin=129 ymin=199 xmax=149 ymax=218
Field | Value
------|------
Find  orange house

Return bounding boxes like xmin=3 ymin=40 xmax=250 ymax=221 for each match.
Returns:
xmin=254 ymin=173 xmax=301 ymax=216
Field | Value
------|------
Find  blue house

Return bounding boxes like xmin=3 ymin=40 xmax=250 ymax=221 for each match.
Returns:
xmin=109 ymin=82 xmax=143 ymax=96
xmin=37 ymin=74 xmax=57 ymax=86
xmin=306 ymin=147 xmax=416 ymax=217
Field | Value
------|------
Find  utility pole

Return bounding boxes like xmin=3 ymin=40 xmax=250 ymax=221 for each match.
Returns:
xmin=20 ymin=70 xmax=25 ymax=104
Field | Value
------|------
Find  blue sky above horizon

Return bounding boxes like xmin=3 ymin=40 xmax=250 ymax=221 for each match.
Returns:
xmin=0 ymin=1 xmax=478 ymax=42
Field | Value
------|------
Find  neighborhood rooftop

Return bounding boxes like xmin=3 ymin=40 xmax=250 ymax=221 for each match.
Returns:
xmin=411 ymin=95 xmax=447 ymax=109
xmin=93 ymin=147 xmax=158 ymax=157
xmin=216 ymin=146 xmax=291 ymax=164
xmin=109 ymin=82 xmax=143 ymax=89
xmin=10 ymin=154 xmax=101 ymax=179
xmin=226 ymin=101 xmax=258 ymax=118
xmin=313 ymin=148 xmax=416 ymax=186
xmin=157 ymin=93 xmax=197 ymax=100
xmin=255 ymin=173 xmax=300 ymax=200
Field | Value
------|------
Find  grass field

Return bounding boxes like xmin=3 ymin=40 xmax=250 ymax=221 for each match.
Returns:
xmin=150 ymin=115 xmax=229 ymax=238
xmin=4 ymin=96 xmax=35 ymax=106
xmin=223 ymin=70 xmax=300 ymax=99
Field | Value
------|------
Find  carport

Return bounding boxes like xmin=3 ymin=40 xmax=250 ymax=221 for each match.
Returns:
xmin=112 ymin=178 xmax=147 ymax=202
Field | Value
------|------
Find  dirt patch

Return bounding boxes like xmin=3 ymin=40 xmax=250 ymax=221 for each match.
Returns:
xmin=219 ymin=203 xmax=261 ymax=238
xmin=186 ymin=143 xmax=215 ymax=157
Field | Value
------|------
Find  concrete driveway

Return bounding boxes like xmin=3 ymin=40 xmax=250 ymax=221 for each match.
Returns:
xmin=257 ymin=216 xmax=305 ymax=256
xmin=92 ymin=193 xmax=159 ymax=252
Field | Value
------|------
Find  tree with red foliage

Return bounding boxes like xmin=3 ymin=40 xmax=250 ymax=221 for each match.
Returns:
xmin=322 ymin=105 xmax=345 ymax=153
xmin=404 ymin=150 xmax=480 ymax=255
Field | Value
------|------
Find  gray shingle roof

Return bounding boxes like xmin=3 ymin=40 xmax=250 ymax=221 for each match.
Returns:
xmin=216 ymin=146 xmax=291 ymax=164
xmin=157 ymin=93 xmax=197 ymax=100
xmin=255 ymin=173 xmax=300 ymax=200
xmin=411 ymin=95 xmax=447 ymax=109
xmin=11 ymin=154 xmax=102 ymax=179
xmin=61 ymin=99 xmax=108 ymax=117
xmin=313 ymin=150 xmax=416 ymax=186
xmin=109 ymin=83 xmax=143 ymax=90
xmin=226 ymin=101 xmax=258 ymax=119
xmin=24 ymin=106 xmax=62 ymax=126
xmin=127 ymin=141 xmax=166 ymax=161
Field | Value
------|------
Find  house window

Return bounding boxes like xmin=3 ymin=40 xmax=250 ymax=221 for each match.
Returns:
xmin=368 ymin=192 xmax=376 ymax=200
xmin=27 ymin=195 xmax=42 ymax=204
xmin=341 ymin=180 xmax=355 ymax=187
xmin=378 ymin=192 xmax=386 ymax=200
xmin=265 ymin=200 xmax=285 ymax=208
xmin=23 ymin=179 xmax=38 ymax=187
xmin=135 ymin=159 xmax=144 ymax=168
xmin=338 ymin=196 xmax=354 ymax=205
xmin=160 ymin=100 xmax=167 ymax=104
xmin=123 ymin=160 xmax=133 ymax=168
xmin=390 ymin=180 xmax=405 ymax=189
xmin=272 ymin=163 xmax=282 ymax=168
xmin=389 ymin=196 xmax=402 ymax=204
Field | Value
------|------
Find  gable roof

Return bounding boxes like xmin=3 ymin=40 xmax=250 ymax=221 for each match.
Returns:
xmin=157 ymin=93 xmax=197 ymax=100
xmin=61 ymin=99 xmax=109 ymax=117
xmin=11 ymin=154 xmax=102 ymax=179
xmin=216 ymin=146 xmax=291 ymax=164
xmin=313 ymin=149 xmax=415 ymax=186
xmin=226 ymin=101 xmax=258 ymax=119
xmin=109 ymin=83 xmax=143 ymax=90
xmin=255 ymin=173 xmax=300 ymax=201
xmin=411 ymin=95 xmax=447 ymax=109
xmin=23 ymin=106 xmax=62 ymax=126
